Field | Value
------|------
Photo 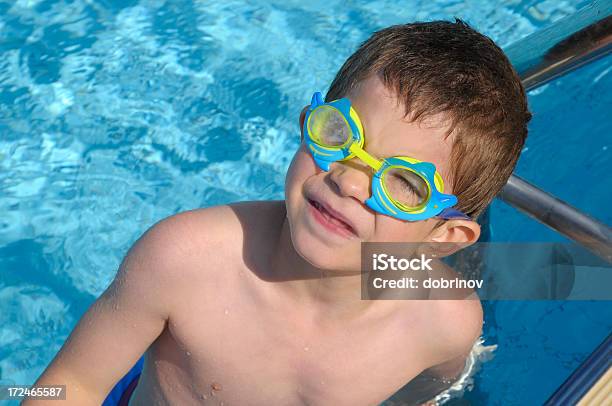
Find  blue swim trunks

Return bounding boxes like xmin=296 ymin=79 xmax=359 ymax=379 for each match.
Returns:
xmin=102 ymin=356 xmax=145 ymax=406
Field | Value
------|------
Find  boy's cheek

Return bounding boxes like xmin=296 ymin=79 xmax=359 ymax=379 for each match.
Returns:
xmin=371 ymin=216 xmax=433 ymax=243
xmin=285 ymin=146 xmax=317 ymax=193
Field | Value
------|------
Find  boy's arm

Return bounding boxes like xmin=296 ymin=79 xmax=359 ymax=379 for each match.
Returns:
xmin=23 ymin=213 xmax=198 ymax=405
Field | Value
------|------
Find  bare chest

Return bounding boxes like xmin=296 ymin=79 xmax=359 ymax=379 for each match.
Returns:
xmin=146 ymin=300 xmax=426 ymax=406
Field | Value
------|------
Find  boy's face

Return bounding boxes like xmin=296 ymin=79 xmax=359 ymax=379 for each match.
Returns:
xmin=285 ymin=75 xmax=475 ymax=272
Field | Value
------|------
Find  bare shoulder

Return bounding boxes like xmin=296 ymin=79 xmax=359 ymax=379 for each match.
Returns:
xmin=179 ymin=200 xmax=285 ymax=239
xmin=162 ymin=200 xmax=286 ymax=272
xmin=126 ymin=207 xmax=229 ymax=270
xmin=386 ymin=300 xmax=483 ymax=404
xmin=124 ymin=201 xmax=284 ymax=310
xmin=421 ymin=299 xmax=483 ymax=366
xmin=125 ymin=204 xmax=247 ymax=283
xmin=175 ymin=200 xmax=285 ymax=249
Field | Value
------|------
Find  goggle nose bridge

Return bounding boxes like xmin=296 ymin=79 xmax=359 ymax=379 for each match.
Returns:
xmin=347 ymin=143 xmax=383 ymax=173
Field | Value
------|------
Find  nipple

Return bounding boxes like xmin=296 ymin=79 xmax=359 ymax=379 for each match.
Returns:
xmin=209 ymin=381 xmax=222 ymax=399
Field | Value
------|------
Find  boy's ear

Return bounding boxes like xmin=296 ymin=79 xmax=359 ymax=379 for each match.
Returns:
xmin=425 ymin=219 xmax=481 ymax=257
xmin=299 ymin=105 xmax=309 ymax=141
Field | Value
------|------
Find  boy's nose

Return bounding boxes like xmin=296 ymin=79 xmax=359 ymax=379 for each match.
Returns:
xmin=327 ymin=160 xmax=371 ymax=204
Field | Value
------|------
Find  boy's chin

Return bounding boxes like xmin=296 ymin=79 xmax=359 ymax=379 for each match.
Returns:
xmin=291 ymin=230 xmax=362 ymax=274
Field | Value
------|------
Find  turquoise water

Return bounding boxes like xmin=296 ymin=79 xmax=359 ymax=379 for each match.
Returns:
xmin=1 ymin=0 xmax=610 ymax=404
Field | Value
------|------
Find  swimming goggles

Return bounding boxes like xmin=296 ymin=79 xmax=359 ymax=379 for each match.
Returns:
xmin=303 ymin=92 xmax=470 ymax=222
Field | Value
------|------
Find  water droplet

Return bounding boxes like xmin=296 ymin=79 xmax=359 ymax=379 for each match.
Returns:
xmin=186 ymin=351 xmax=191 ymax=356
xmin=224 ymin=309 xmax=229 ymax=315
xmin=304 ymin=346 xmax=309 ymax=351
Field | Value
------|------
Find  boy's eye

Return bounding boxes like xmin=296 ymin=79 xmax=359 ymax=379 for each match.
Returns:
xmin=385 ymin=169 xmax=428 ymax=207
xmin=399 ymin=176 xmax=419 ymax=194
xmin=398 ymin=175 xmax=424 ymax=198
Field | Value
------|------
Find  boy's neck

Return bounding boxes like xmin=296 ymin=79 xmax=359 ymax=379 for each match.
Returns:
xmin=269 ymin=216 xmax=383 ymax=320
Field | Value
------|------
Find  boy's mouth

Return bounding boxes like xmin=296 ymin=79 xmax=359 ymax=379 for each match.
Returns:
xmin=307 ymin=198 xmax=358 ymax=238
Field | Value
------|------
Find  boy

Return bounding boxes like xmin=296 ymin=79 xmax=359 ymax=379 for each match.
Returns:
xmin=27 ymin=19 xmax=530 ymax=405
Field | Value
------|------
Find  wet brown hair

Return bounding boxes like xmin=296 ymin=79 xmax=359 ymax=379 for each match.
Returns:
xmin=326 ymin=19 xmax=531 ymax=219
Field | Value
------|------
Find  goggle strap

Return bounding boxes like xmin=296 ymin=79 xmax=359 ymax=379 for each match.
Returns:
xmin=348 ymin=143 xmax=383 ymax=171
xmin=437 ymin=207 xmax=471 ymax=220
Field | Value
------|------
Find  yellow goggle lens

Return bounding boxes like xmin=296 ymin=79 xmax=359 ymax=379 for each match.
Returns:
xmin=307 ymin=106 xmax=352 ymax=147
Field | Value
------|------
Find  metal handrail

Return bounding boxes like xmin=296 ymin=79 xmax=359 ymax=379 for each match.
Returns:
xmin=506 ymin=1 xmax=612 ymax=91
xmin=498 ymin=0 xmax=612 ymax=262
xmin=502 ymin=176 xmax=612 ymax=262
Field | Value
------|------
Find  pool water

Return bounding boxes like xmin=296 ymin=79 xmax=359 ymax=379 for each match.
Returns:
xmin=1 ymin=0 xmax=610 ymax=405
